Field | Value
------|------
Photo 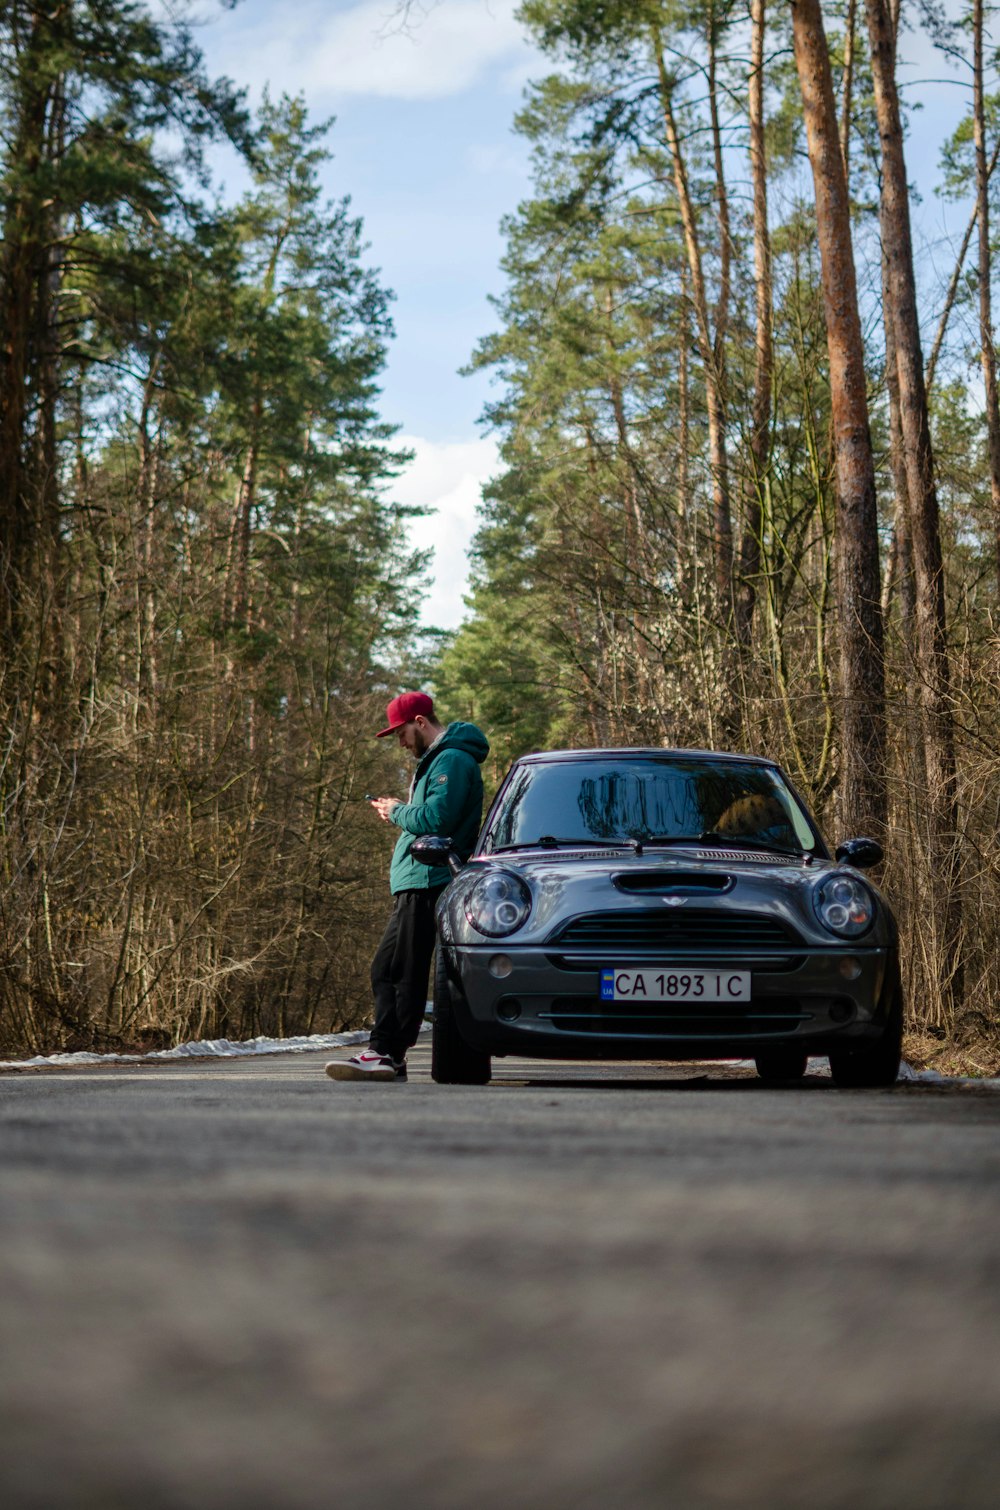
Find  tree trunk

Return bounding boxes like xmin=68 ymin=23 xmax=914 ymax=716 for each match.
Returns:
xmin=864 ymin=0 xmax=962 ymax=1012
xmin=881 ymin=263 xmax=915 ymax=639
xmin=875 ymin=1 xmax=924 ymax=823
xmin=0 ymin=8 xmax=53 ymax=658
xmin=790 ymin=0 xmax=887 ymax=841
xmin=31 ymin=65 xmax=67 ymax=711
xmin=605 ymin=287 xmax=654 ymax=719
xmin=676 ymin=266 xmax=691 ymax=604
xmin=707 ymin=4 xmax=732 ymax=393
xmin=973 ymin=0 xmax=1000 ymax=598
xmin=840 ymin=0 xmax=857 ymax=176
xmin=228 ymin=390 xmax=262 ymax=635
xmin=654 ymin=38 xmax=733 ymax=607
xmin=136 ymin=353 xmax=164 ymax=701
xmin=735 ymin=0 xmax=773 ymax=648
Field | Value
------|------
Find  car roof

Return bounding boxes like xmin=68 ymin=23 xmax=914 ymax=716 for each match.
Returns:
xmin=512 ymin=747 xmax=782 ymax=767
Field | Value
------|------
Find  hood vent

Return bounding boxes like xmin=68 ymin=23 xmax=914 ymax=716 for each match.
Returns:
xmin=613 ymin=871 xmax=733 ymax=895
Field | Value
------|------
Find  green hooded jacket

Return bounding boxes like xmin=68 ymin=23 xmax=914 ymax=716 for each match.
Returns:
xmin=388 ymin=721 xmax=490 ymax=893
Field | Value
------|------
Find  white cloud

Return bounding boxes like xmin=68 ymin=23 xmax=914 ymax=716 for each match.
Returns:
xmin=394 ymin=433 xmax=497 ymax=629
xmin=207 ymin=0 xmax=533 ymax=104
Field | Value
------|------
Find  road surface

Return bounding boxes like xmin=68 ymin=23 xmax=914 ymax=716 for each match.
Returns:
xmin=1 ymin=1046 xmax=999 ymax=1508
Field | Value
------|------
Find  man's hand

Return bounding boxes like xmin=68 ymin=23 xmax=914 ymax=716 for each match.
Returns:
xmin=370 ymin=797 xmax=400 ymax=823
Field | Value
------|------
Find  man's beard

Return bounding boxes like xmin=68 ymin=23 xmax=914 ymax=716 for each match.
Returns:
xmin=411 ymin=728 xmax=430 ymax=758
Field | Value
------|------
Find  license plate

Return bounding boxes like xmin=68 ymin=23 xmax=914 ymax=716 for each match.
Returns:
xmin=600 ymin=968 xmax=750 ymax=1003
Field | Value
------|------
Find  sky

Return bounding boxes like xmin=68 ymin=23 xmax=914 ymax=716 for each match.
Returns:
xmin=187 ymin=0 xmax=975 ymax=633
xmin=190 ymin=0 xmax=542 ymax=631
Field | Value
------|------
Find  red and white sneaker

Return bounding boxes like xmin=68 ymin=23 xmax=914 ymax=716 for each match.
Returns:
xmin=325 ymin=1050 xmax=406 ymax=1082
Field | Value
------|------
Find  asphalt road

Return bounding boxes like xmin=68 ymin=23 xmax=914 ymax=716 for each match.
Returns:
xmin=1 ymin=1046 xmax=999 ymax=1510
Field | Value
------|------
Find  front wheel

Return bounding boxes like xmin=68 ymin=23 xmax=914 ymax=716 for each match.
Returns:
xmin=754 ymin=1047 xmax=808 ymax=1083
xmin=829 ymin=978 xmax=903 ymax=1089
xmin=431 ymin=951 xmax=491 ymax=1085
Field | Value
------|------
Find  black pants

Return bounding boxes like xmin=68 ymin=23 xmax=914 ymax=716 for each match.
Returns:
xmin=369 ymin=888 xmax=445 ymax=1061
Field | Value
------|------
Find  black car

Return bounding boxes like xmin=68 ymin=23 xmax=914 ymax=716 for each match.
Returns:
xmin=413 ymin=747 xmax=902 ymax=1089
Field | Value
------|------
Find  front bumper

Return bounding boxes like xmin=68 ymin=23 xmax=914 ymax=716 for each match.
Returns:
xmin=444 ymin=943 xmax=893 ymax=1061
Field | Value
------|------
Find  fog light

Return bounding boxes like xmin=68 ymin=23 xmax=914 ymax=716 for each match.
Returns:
xmin=830 ymin=1000 xmax=855 ymax=1023
xmin=489 ymin=954 xmax=514 ymax=979
xmin=838 ymin=956 xmax=862 ymax=981
xmin=496 ymin=998 xmax=522 ymax=1022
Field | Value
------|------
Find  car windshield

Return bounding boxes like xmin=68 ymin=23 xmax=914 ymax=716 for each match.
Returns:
xmin=480 ymin=756 xmax=819 ymax=856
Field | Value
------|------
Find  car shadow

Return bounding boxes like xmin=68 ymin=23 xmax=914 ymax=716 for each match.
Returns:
xmin=488 ymin=1069 xmax=834 ymax=1091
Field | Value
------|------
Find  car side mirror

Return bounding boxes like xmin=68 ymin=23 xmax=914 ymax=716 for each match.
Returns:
xmin=410 ymin=835 xmax=464 ymax=878
xmin=834 ymin=836 xmax=883 ymax=870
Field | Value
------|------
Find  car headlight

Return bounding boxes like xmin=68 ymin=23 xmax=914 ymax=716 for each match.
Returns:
xmin=464 ymin=870 xmax=532 ymax=937
xmin=813 ymin=873 xmax=875 ymax=938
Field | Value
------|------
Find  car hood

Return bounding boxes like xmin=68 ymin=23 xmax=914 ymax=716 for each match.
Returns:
xmin=438 ymin=848 xmax=895 ymax=949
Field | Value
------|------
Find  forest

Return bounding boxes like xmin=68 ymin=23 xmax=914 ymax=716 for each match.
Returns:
xmin=1 ymin=0 xmax=999 ymax=1071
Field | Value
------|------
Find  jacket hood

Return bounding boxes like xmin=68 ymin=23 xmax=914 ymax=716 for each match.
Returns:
xmin=429 ymin=721 xmax=490 ymax=765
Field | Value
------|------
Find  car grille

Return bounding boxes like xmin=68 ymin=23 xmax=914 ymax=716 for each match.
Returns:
xmin=548 ymin=909 xmax=799 ymax=952
xmin=539 ymin=996 xmax=809 ymax=1037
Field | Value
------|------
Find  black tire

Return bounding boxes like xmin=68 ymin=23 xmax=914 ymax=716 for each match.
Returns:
xmin=431 ymin=951 xmax=491 ymax=1085
xmin=829 ymin=976 xmax=903 ymax=1089
xmin=754 ymin=1047 xmax=809 ymax=1083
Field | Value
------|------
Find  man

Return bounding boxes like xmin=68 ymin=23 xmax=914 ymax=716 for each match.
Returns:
xmin=326 ymin=691 xmax=489 ymax=1082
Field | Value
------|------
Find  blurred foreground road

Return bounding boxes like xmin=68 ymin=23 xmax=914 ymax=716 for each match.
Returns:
xmin=1 ymin=1046 xmax=999 ymax=1510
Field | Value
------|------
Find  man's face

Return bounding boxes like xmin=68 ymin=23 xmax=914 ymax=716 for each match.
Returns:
xmin=397 ymin=718 xmax=430 ymax=759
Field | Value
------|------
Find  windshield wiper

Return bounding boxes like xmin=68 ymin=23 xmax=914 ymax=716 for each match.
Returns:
xmin=491 ymin=832 xmax=809 ymax=858
xmin=491 ymin=836 xmax=642 ymax=853
xmin=639 ymin=835 xmax=706 ymax=847
xmin=696 ymin=830 xmax=809 ymax=858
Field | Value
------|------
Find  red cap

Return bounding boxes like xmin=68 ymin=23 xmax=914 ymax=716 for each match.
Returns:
xmin=376 ymin=691 xmax=435 ymax=738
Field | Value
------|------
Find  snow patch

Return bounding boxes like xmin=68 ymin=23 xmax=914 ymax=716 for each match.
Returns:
xmin=0 ymin=1027 xmax=415 ymax=1070
xmin=3 ymin=1036 xmax=996 ymax=1086
xmin=719 ymin=1057 xmax=1000 ymax=1088
xmin=897 ymin=1059 xmax=1000 ymax=1087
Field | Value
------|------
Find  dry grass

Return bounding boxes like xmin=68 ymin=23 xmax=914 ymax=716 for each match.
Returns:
xmin=902 ymin=1028 xmax=1000 ymax=1080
